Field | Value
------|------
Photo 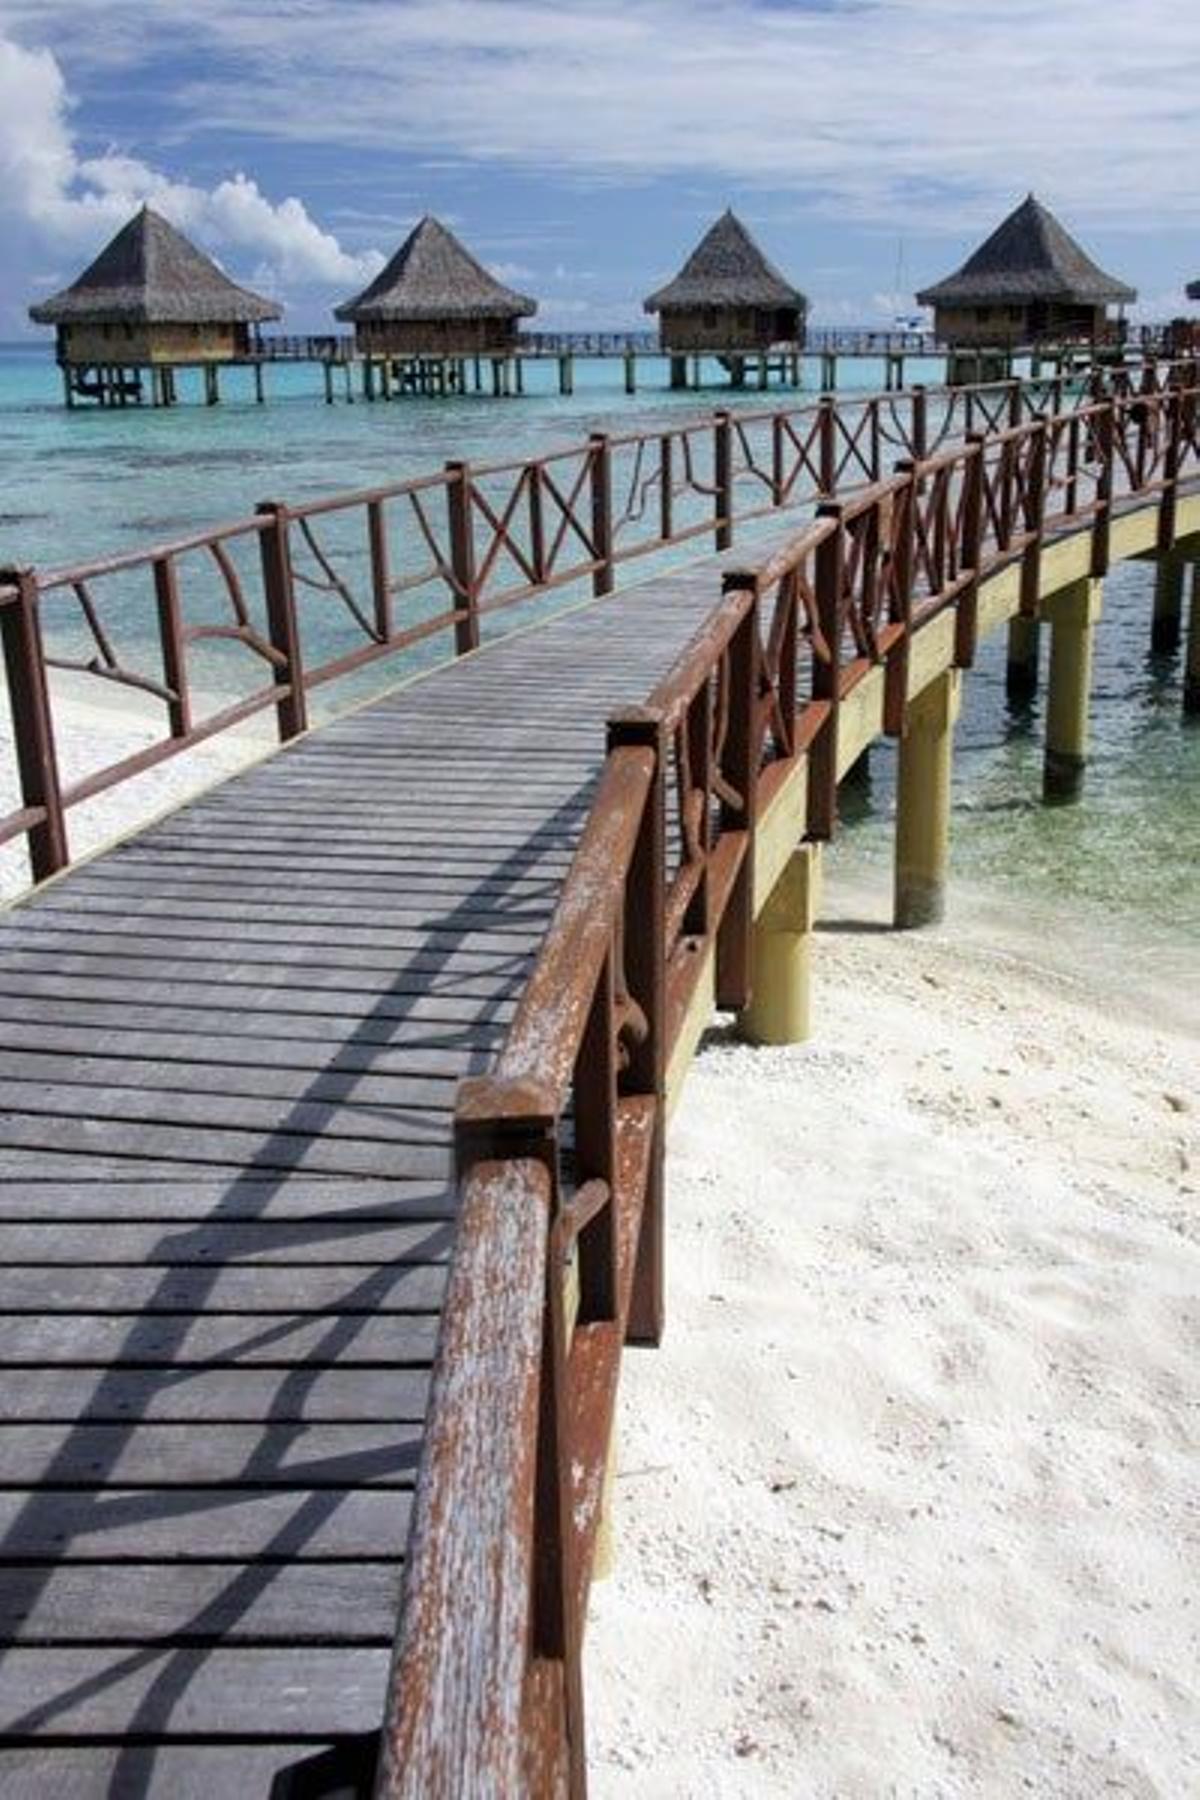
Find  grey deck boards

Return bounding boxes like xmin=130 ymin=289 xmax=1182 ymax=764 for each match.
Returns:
xmin=0 ymin=557 xmax=727 ymax=1792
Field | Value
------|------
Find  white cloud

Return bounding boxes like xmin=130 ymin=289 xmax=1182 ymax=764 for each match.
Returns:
xmin=8 ymin=0 xmax=1196 ymax=232
xmin=0 ymin=35 xmax=382 ymax=299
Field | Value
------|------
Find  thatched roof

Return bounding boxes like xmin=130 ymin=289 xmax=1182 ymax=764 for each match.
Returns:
xmin=644 ymin=210 xmax=806 ymax=314
xmin=335 ymin=216 xmax=537 ymax=322
xmin=916 ymin=195 xmax=1135 ymax=308
xmin=28 ymin=206 xmax=281 ymax=326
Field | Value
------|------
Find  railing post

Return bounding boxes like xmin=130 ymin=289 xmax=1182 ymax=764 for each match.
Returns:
xmin=659 ymin=433 xmax=673 ymax=542
xmin=1158 ymin=386 xmax=1181 ymax=553
xmin=713 ymin=410 xmax=733 ymax=551
xmin=910 ymin=385 xmax=928 ymax=462
xmin=527 ymin=463 xmax=547 ymax=587
xmin=367 ymin=497 xmax=393 ymax=641
xmin=818 ymin=393 xmax=837 ymax=493
xmin=606 ymin=707 xmax=666 ymax=1347
xmin=809 ymin=507 xmax=843 ymax=839
xmin=445 ymin=460 xmax=479 ymax=653
xmin=1019 ymin=416 xmax=1047 ymax=618
xmin=153 ymin=554 xmax=192 ymax=739
xmin=956 ymin=436 xmax=986 ymax=669
xmin=0 ymin=569 xmax=69 ymax=883
xmin=1091 ymin=401 xmax=1114 ymax=577
xmin=714 ymin=589 xmax=759 ymax=1013
xmin=255 ymin=503 xmax=308 ymax=741
xmin=772 ymin=413 xmax=786 ymax=506
xmin=884 ymin=475 xmax=915 ymax=737
xmin=589 ymin=432 xmax=615 ymax=595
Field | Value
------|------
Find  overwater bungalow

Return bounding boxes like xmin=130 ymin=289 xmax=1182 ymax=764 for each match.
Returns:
xmin=334 ymin=215 xmax=536 ymax=394
xmin=28 ymin=204 xmax=281 ymax=406
xmin=916 ymin=194 xmax=1135 ymax=353
xmin=644 ymin=209 xmax=808 ymax=361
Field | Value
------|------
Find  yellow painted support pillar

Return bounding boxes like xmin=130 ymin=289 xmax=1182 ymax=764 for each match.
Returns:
xmin=1041 ymin=576 xmax=1103 ymax=803
xmin=1152 ymin=555 xmax=1185 ymax=654
xmin=1005 ymin=614 xmax=1041 ymax=703
xmin=894 ymin=669 xmax=961 ymax=929
xmin=740 ymin=843 xmax=822 ymax=1045
xmin=1184 ymin=564 xmax=1200 ymax=717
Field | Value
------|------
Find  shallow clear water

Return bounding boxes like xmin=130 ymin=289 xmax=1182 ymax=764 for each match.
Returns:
xmin=2 ymin=342 xmax=1196 ymax=938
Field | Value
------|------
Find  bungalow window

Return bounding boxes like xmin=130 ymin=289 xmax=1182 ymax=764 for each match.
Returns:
xmin=102 ymin=324 xmax=112 ymax=340
xmin=974 ymin=307 xmax=991 ymax=322
xmin=737 ymin=309 xmax=752 ymax=330
xmin=702 ymin=308 xmax=718 ymax=330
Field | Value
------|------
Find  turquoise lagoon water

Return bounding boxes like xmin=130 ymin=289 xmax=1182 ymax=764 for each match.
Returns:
xmin=0 ymin=341 xmax=1196 ymax=939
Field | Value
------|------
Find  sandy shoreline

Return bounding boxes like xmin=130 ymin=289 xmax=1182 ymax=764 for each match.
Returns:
xmin=0 ymin=671 xmax=279 ymax=901
xmin=586 ymin=859 xmax=1199 ymax=1796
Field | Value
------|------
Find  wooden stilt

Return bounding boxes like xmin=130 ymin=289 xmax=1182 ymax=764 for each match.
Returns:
xmin=323 ymin=362 xmax=334 ymax=405
xmin=624 ymin=350 xmax=636 ymax=395
xmin=254 ymin=362 xmax=265 ymax=404
xmin=1184 ymin=565 xmax=1200 ymax=716
xmin=1152 ymin=556 xmax=1185 ymax=654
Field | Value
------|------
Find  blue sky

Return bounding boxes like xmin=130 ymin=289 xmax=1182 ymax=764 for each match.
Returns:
xmin=1 ymin=0 xmax=1197 ymax=339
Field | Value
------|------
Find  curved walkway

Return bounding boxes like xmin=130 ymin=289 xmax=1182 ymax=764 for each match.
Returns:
xmin=0 ymin=467 xmax=1194 ymax=1795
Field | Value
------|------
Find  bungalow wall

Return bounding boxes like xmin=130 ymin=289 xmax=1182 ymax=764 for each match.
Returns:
xmin=353 ymin=318 xmax=522 ymax=356
xmin=931 ymin=302 xmax=1114 ymax=347
xmin=656 ymin=306 xmax=805 ymax=352
xmin=57 ymin=322 xmax=255 ymax=365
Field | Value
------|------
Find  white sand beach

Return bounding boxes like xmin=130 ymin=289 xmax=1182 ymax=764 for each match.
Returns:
xmin=0 ymin=673 xmax=278 ymax=901
xmin=587 ymin=862 xmax=1199 ymax=1796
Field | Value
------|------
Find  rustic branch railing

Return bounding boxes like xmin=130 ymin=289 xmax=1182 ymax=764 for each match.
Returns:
xmin=2 ymin=359 xmax=1197 ymax=888
xmin=371 ymin=354 xmax=1199 ymax=1795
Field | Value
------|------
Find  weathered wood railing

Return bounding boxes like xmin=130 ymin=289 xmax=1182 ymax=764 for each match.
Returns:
xmin=373 ymin=355 xmax=1200 ymax=1794
xmin=4 ymin=359 xmax=1195 ymax=889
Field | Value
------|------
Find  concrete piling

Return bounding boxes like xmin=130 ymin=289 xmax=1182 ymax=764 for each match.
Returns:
xmin=1042 ymin=576 xmax=1103 ymax=802
xmin=894 ymin=669 xmax=961 ymax=928
xmin=741 ymin=844 xmax=823 ymax=1045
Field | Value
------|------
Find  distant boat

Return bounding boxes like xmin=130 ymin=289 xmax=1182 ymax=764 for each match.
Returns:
xmin=891 ymin=238 xmax=924 ymax=329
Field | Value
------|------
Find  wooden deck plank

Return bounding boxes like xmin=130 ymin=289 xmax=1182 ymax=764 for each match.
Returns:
xmin=0 ymin=1023 xmax=492 ymax=1079
xmin=0 ymin=1179 xmax=457 ymax=1221
xmin=0 ymin=1053 xmax=462 ymax=1111
xmin=0 ymin=1079 xmax=462 ymax=1147
xmin=0 ymin=1115 xmax=454 ymax=1179
xmin=0 ymin=1313 xmax=441 ymax=1367
xmin=0 ymin=1367 xmax=431 ymax=1424
xmin=0 ymin=1264 xmax=448 ymax=1314
xmin=0 ymin=1742 xmax=365 ymax=1799
xmin=0 ymin=994 xmax=510 ymax=1050
xmin=0 ymin=1487 xmax=414 ymax=1562
xmin=0 ymin=1423 xmax=423 ymax=1488
xmin=0 ymin=1562 xmax=404 ymax=1646
xmin=0 ymin=1645 xmax=391 ymax=1738
xmin=0 ymin=1220 xmax=455 ymax=1266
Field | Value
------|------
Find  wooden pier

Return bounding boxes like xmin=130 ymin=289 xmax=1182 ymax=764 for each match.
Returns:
xmin=52 ymin=322 xmax=1184 ymax=407
xmin=0 ymin=360 xmax=1197 ymax=1793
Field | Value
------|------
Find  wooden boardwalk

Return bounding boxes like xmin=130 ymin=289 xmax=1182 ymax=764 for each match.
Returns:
xmin=0 ymin=564 xmax=726 ymax=1796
